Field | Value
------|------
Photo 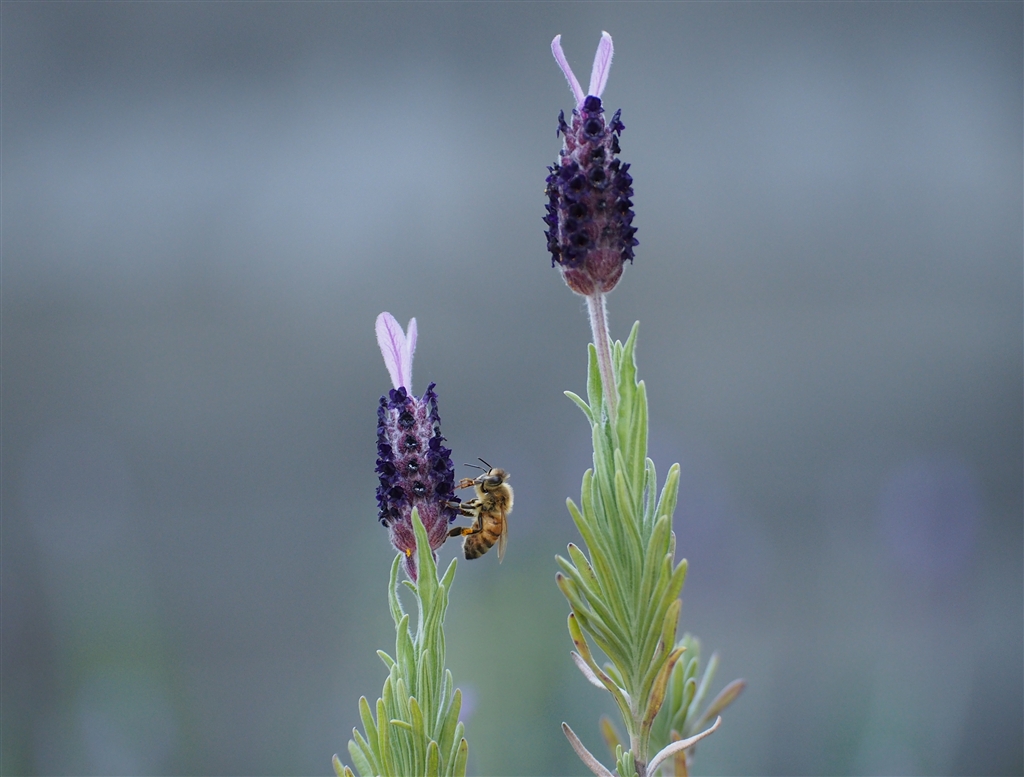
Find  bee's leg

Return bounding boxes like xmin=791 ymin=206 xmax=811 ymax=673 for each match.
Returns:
xmin=453 ymin=516 xmax=484 ymax=537
xmin=453 ymin=499 xmax=481 ymax=518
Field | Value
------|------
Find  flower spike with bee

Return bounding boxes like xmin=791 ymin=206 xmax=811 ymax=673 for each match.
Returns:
xmin=374 ymin=312 xmax=459 ymax=580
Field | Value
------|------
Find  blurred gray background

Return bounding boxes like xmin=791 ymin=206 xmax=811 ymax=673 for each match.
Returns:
xmin=2 ymin=2 xmax=1021 ymax=775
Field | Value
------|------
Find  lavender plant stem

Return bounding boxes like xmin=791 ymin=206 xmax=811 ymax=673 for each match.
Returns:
xmin=586 ymin=292 xmax=617 ymax=421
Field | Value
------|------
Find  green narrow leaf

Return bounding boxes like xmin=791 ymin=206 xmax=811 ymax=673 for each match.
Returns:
xmin=387 ymin=554 xmax=404 ymax=627
xmin=629 ymin=381 xmax=649 ymax=503
xmin=411 ymin=513 xmax=440 ymax=640
xmin=415 ymin=647 xmax=430 ymax=721
xmin=377 ymin=650 xmax=396 ymax=672
xmin=348 ymin=733 xmax=375 ymax=777
xmin=555 ymin=556 xmax=630 ymax=655
xmin=580 ymin=473 xmax=633 ymax=627
xmin=425 ymin=739 xmax=441 ymax=777
xmin=571 ymin=526 xmax=626 ymax=628
xmin=668 ymin=557 xmax=689 ymax=601
xmin=565 ymin=390 xmax=595 ymax=424
xmin=438 ymin=687 xmax=462 ymax=757
xmin=676 ymin=676 xmax=698 ymax=733
xmin=634 ymin=601 xmax=675 ymax=679
xmin=555 ymin=575 xmax=614 ymax=640
xmin=644 ymin=513 xmax=672 ymax=560
xmin=394 ymin=678 xmax=411 ymax=720
xmin=593 ymin=437 xmax=622 ymax=535
xmin=602 ymin=660 xmax=627 ymax=692
xmin=565 ymin=544 xmax=599 ymax=586
xmin=637 ymin=554 xmax=672 ymax=640
xmin=642 ymin=457 xmax=658 ymax=531
xmin=566 ymin=496 xmax=598 ymax=556
xmin=638 ymin=559 xmax=686 ymax=673
xmin=599 ymin=715 xmax=624 ymax=762
xmin=439 ymin=557 xmax=458 ymax=593
xmin=686 ymin=652 xmax=719 ymax=727
xmin=639 ymin=598 xmax=683 ymax=703
xmin=357 ymin=696 xmax=381 ymax=766
xmin=616 ymin=744 xmax=638 ymax=777
xmin=377 ymin=698 xmax=394 ymax=776
xmin=395 ymin=613 xmax=415 ymax=684
xmin=642 ymin=646 xmax=685 ymax=734
xmin=593 ymin=446 xmax=622 ymax=544
xmin=684 ymin=651 xmax=700 ymax=683
xmin=613 ymin=458 xmax=644 ymax=580
xmin=567 ymin=613 xmax=627 ymax=696
xmin=660 ymin=598 xmax=683 ymax=657
xmin=670 ymin=654 xmax=686 ymax=718
xmin=587 ymin=342 xmax=604 ymax=413
xmin=556 ymin=574 xmax=630 ymax=660
xmin=615 ymin=324 xmax=640 ymax=438
xmin=639 ymin=516 xmax=671 ymax=609
xmin=567 ymin=619 xmax=631 ymax=713
xmin=453 ymin=737 xmax=469 ymax=777
xmin=332 ymin=753 xmax=352 ymax=777
xmin=654 ymin=463 xmax=681 ymax=526
xmin=622 ymin=321 xmax=640 ymax=382
xmin=566 ymin=631 xmax=633 ymax=726
xmin=699 ymin=678 xmax=747 ymax=727
xmin=574 ymin=474 xmax=619 ymax=582
xmin=391 ymin=719 xmax=415 ymax=777
xmin=433 ymin=671 xmax=451 ymax=738
xmin=409 ymin=697 xmax=426 ymax=773
xmin=446 ymin=722 xmax=466 ymax=776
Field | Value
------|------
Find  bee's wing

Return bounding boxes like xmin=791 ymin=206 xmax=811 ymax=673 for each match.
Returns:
xmin=496 ymin=511 xmax=508 ymax=563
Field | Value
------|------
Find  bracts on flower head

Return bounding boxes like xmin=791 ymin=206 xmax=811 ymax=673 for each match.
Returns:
xmin=545 ymin=33 xmax=637 ymax=297
xmin=374 ymin=313 xmax=459 ymax=580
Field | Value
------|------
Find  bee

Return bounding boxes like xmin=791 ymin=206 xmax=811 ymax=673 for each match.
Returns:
xmin=447 ymin=460 xmax=513 ymax=561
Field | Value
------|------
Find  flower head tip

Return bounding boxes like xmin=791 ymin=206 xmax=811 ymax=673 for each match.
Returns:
xmin=375 ymin=312 xmax=417 ymax=391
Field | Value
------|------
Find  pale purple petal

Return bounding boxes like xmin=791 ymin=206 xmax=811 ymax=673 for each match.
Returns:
xmin=376 ymin=311 xmax=412 ymax=390
xmin=588 ymin=31 xmax=613 ymax=98
xmin=403 ymin=317 xmax=417 ymax=391
xmin=551 ymin=34 xmax=585 ymax=107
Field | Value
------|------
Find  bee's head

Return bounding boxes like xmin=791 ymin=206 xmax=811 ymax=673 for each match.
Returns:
xmin=476 ymin=468 xmax=509 ymax=491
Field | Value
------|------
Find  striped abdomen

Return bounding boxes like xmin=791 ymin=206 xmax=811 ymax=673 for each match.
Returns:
xmin=463 ymin=511 xmax=505 ymax=559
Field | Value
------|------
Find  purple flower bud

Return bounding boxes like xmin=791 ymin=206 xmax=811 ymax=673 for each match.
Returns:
xmin=546 ymin=33 xmax=637 ymax=296
xmin=374 ymin=313 xmax=459 ymax=580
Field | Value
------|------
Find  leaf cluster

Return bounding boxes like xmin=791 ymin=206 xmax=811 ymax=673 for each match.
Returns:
xmin=335 ymin=509 xmax=468 ymax=777
xmin=558 ymin=324 xmax=687 ymax=773
xmin=558 ymin=324 xmax=737 ymax=777
xmin=646 ymin=635 xmax=746 ymax=777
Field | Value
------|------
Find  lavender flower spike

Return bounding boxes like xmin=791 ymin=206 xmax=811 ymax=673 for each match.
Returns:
xmin=546 ymin=32 xmax=635 ymax=419
xmin=374 ymin=312 xmax=458 ymax=580
xmin=545 ymin=32 xmax=637 ymax=297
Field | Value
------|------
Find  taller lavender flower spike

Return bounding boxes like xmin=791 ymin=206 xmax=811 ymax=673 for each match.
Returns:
xmin=374 ymin=313 xmax=459 ymax=580
xmin=545 ymin=32 xmax=637 ymax=296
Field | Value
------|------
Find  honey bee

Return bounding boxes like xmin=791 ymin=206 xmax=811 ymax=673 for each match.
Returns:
xmin=447 ymin=460 xmax=513 ymax=561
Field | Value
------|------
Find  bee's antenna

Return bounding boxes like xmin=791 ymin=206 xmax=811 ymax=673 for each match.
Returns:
xmin=464 ymin=462 xmax=485 ymax=471
xmin=478 ymin=458 xmax=493 ymax=470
